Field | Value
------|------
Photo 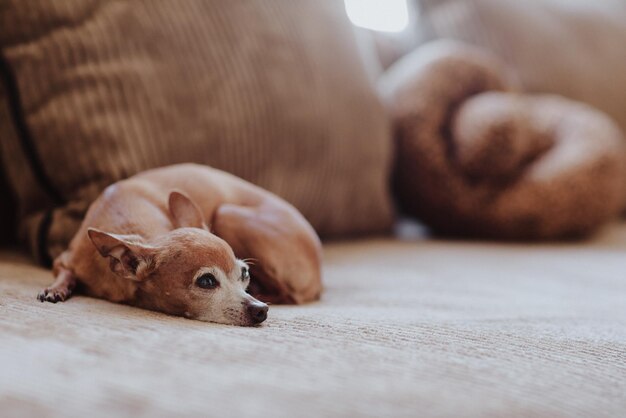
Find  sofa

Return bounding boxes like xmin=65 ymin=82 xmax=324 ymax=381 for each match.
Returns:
xmin=2 ymin=221 xmax=626 ymax=417
xmin=1 ymin=1 xmax=625 ymax=416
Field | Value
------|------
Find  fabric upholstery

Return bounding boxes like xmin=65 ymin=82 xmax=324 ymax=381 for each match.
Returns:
xmin=0 ymin=0 xmax=393 ymax=264
xmin=1 ymin=221 xmax=625 ymax=417
xmin=380 ymin=41 xmax=626 ymax=240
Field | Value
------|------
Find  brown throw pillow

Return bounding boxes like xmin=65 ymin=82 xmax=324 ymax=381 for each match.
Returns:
xmin=381 ymin=41 xmax=626 ymax=240
xmin=0 ymin=0 xmax=393 ymax=264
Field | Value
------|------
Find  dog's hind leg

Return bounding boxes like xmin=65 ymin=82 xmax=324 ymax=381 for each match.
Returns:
xmin=212 ymin=203 xmax=322 ymax=305
xmin=37 ymin=267 xmax=76 ymax=303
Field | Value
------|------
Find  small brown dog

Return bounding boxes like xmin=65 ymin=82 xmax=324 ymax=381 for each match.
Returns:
xmin=37 ymin=164 xmax=322 ymax=326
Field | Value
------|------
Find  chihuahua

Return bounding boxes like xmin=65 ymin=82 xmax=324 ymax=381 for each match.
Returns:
xmin=37 ymin=164 xmax=323 ymax=326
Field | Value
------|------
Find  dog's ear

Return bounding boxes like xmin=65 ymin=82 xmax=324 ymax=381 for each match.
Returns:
xmin=87 ymin=228 xmax=156 ymax=281
xmin=168 ymin=191 xmax=208 ymax=230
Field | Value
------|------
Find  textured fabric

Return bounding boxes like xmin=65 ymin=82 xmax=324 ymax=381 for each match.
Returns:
xmin=1 ymin=222 xmax=626 ymax=417
xmin=414 ymin=0 xmax=626 ymax=135
xmin=381 ymin=41 xmax=626 ymax=240
xmin=0 ymin=0 xmax=393 ymax=264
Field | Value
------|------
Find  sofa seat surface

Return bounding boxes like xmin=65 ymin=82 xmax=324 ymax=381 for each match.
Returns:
xmin=1 ymin=223 xmax=625 ymax=417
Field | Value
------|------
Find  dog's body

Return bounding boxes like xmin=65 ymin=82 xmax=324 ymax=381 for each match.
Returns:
xmin=39 ymin=164 xmax=322 ymax=325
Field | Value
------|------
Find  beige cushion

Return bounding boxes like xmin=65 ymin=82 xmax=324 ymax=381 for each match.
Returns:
xmin=2 ymin=222 xmax=626 ymax=416
xmin=0 ymin=0 xmax=393 ymax=264
xmin=415 ymin=0 xmax=626 ymax=135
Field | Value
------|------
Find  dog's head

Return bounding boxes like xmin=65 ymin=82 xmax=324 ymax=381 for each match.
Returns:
xmin=87 ymin=191 xmax=268 ymax=326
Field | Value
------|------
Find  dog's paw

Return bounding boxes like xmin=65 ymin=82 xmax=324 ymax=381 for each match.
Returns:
xmin=37 ymin=288 xmax=71 ymax=303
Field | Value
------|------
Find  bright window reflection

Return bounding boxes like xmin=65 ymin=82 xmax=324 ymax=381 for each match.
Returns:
xmin=344 ymin=0 xmax=409 ymax=32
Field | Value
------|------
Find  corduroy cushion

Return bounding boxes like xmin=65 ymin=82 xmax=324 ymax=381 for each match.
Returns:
xmin=0 ymin=0 xmax=393 ymax=263
xmin=414 ymin=0 xmax=626 ymax=135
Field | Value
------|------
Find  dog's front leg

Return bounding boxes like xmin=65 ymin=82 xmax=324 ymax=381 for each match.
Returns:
xmin=37 ymin=267 xmax=76 ymax=303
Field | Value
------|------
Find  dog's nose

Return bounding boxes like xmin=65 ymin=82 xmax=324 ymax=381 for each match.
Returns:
xmin=247 ymin=301 xmax=269 ymax=324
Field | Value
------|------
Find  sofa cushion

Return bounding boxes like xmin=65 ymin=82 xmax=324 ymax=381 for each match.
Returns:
xmin=0 ymin=0 xmax=393 ymax=264
xmin=1 ymin=222 xmax=626 ymax=416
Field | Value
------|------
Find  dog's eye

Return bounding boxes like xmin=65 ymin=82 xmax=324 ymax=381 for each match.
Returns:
xmin=241 ymin=266 xmax=250 ymax=281
xmin=196 ymin=273 xmax=218 ymax=289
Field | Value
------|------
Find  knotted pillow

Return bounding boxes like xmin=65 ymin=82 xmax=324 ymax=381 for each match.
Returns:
xmin=380 ymin=41 xmax=626 ymax=240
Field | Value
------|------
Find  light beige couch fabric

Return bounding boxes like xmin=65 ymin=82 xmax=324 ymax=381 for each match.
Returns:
xmin=1 ymin=223 xmax=626 ymax=417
